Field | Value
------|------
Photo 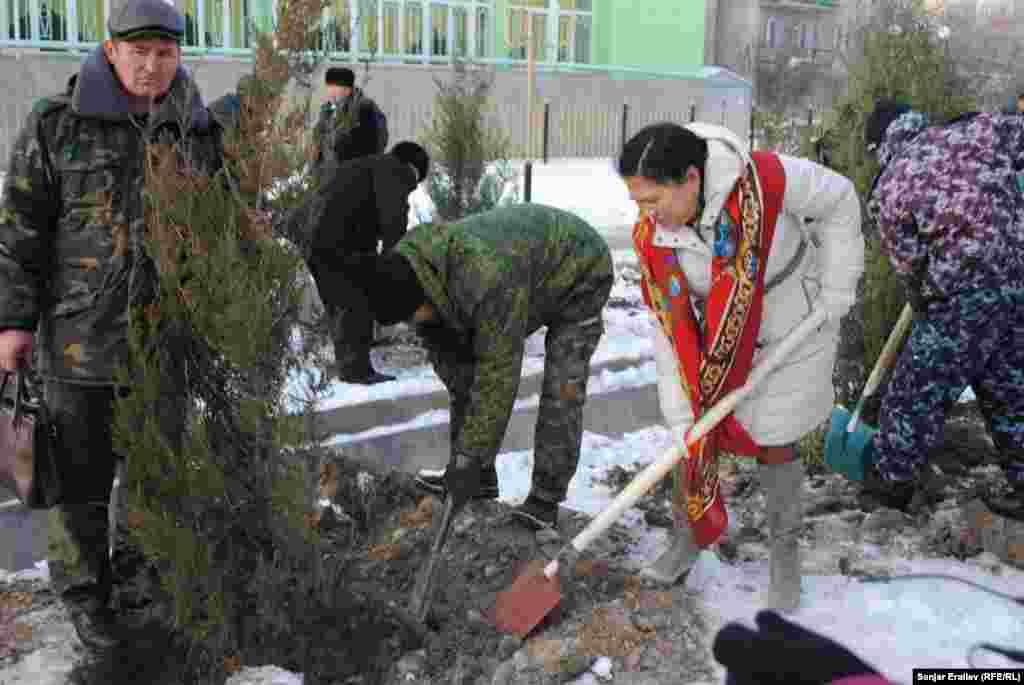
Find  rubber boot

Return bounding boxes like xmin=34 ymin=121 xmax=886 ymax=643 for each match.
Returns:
xmin=640 ymin=525 xmax=700 ymax=585
xmin=761 ymin=459 xmax=803 ymax=613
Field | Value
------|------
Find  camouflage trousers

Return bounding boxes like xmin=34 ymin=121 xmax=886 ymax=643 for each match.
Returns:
xmin=307 ymin=252 xmax=376 ymax=377
xmin=873 ymin=281 xmax=1024 ymax=486
xmin=449 ymin=311 xmax=606 ymax=505
xmin=46 ymin=380 xmax=182 ymax=616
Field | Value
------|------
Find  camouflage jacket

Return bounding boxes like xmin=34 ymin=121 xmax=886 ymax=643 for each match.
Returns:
xmin=867 ymin=110 xmax=1024 ymax=299
xmin=0 ymin=46 xmax=221 ymax=385
xmin=394 ymin=204 xmax=613 ymax=462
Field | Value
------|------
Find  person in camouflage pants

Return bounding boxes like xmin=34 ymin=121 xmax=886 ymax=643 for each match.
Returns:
xmin=0 ymin=0 xmax=220 ymax=650
xmin=362 ymin=204 xmax=614 ymax=529
xmin=862 ymin=101 xmax=1024 ymax=521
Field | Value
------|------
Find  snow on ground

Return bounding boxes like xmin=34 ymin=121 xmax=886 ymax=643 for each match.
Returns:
xmin=284 ymin=245 xmax=654 ymax=414
xmin=285 ymin=155 xmax=973 ymax=414
xmin=496 ymin=426 xmax=1024 ymax=684
xmin=326 ymin=360 xmax=657 ymax=447
xmin=407 ymin=158 xmax=640 ymax=231
xmin=3 ymin=161 xmax=1002 ymax=684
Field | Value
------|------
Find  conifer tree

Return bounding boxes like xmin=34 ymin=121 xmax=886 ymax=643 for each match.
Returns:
xmin=819 ymin=0 xmax=975 ymax=410
xmin=424 ymin=61 xmax=516 ymax=221
xmin=109 ymin=0 xmax=340 ymax=680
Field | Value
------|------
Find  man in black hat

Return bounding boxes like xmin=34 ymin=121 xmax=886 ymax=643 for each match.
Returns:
xmin=301 ymin=141 xmax=430 ymax=384
xmin=0 ymin=0 xmax=220 ymax=650
xmin=312 ymin=66 xmax=389 ymax=179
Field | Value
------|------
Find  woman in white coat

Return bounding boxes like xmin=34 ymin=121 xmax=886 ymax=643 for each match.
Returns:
xmin=619 ymin=122 xmax=863 ymax=611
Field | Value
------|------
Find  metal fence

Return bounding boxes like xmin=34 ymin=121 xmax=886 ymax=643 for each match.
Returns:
xmin=387 ymin=98 xmax=752 ymax=162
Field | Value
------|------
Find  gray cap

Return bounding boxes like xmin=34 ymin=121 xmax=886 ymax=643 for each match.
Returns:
xmin=107 ymin=0 xmax=185 ymax=42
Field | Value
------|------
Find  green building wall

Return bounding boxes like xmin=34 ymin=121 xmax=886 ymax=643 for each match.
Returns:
xmin=246 ymin=0 xmax=706 ymax=73
xmin=597 ymin=0 xmax=705 ymax=72
xmin=489 ymin=0 xmax=705 ymax=72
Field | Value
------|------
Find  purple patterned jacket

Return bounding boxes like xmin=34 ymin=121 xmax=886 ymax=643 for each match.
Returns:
xmin=867 ymin=110 xmax=1024 ymax=298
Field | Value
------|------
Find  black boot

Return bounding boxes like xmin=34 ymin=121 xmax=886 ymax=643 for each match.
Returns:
xmin=510 ymin=494 xmax=559 ymax=530
xmin=858 ymin=461 xmax=916 ymax=513
xmin=55 ymin=502 xmax=123 ymax=650
xmin=984 ymin=485 xmax=1024 ymax=522
xmin=68 ymin=596 xmax=123 ymax=651
xmin=337 ymin=363 xmax=395 ymax=385
xmin=415 ymin=465 xmax=500 ymax=500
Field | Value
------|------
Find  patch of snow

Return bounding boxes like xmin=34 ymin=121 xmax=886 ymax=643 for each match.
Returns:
xmin=325 ymin=361 xmax=658 ymax=447
xmin=495 ymin=425 xmax=1024 ymax=682
xmin=226 ymin=665 xmax=303 ymax=685
xmin=0 ymin=560 xmax=49 ymax=584
xmin=283 ymin=249 xmax=650 ymax=414
xmin=408 ymin=158 xmax=638 ymax=232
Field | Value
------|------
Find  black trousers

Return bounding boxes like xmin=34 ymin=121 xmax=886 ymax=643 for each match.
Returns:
xmin=307 ymin=251 xmax=376 ymax=376
xmin=46 ymin=378 xmax=183 ymax=612
xmin=45 ymin=381 xmax=119 ymax=607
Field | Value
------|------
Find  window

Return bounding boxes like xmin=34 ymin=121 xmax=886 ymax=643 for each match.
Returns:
xmin=430 ymin=2 xmax=447 ymax=56
xmin=404 ymin=2 xmax=422 ymax=54
xmin=323 ymin=0 xmax=352 ymax=53
xmin=508 ymin=0 xmax=590 ymax=63
xmin=358 ymin=0 xmax=378 ymax=53
xmin=206 ymin=0 xmax=225 ymax=47
xmin=77 ymin=0 xmax=104 ymax=42
xmin=798 ymin=22 xmax=815 ymax=49
xmin=765 ymin=16 xmax=781 ymax=48
xmin=557 ymin=0 xmax=590 ymax=63
xmin=475 ymin=5 xmax=488 ymax=57
xmin=453 ymin=5 xmax=467 ymax=56
xmin=38 ymin=0 xmax=67 ymax=40
xmin=381 ymin=1 xmax=398 ymax=53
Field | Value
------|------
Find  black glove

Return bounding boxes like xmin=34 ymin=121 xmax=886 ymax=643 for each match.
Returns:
xmin=444 ymin=453 xmax=481 ymax=506
xmin=713 ymin=610 xmax=882 ymax=685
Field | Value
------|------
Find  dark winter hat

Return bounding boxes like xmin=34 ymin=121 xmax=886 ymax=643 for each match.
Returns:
xmin=108 ymin=0 xmax=184 ymax=42
xmin=391 ymin=141 xmax=430 ymax=184
xmin=369 ymin=253 xmax=428 ymax=326
xmin=865 ymin=99 xmax=911 ymax=153
xmin=325 ymin=67 xmax=355 ymax=88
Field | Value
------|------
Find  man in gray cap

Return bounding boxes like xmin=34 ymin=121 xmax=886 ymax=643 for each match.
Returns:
xmin=0 ymin=0 xmax=220 ymax=651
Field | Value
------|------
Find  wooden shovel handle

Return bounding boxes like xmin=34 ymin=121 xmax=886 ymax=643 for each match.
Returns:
xmin=861 ymin=303 xmax=914 ymax=399
xmin=567 ymin=308 xmax=828 ymax=557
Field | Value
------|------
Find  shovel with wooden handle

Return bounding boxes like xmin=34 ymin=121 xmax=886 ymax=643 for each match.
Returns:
xmin=492 ymin=307 xmax=829 ymax=638
xmin=407 ymin=453 xmax=481 ymax=626
xmin=824 ymin=302 xmax=914 ymax=482
xmin=407 ymin=492 xmax=462 ymax=623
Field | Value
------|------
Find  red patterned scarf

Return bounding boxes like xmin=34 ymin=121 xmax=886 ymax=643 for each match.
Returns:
xmin=633 ymin=151 xmax=785 ymax=548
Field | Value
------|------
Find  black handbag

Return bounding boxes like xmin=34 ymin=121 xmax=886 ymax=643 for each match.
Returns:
xmin=0 ymin=371 xmax=61 ymax=509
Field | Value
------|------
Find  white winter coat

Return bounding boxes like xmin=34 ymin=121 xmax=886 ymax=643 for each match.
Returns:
xmin=651 ymin=123 xmax=864 ymax=447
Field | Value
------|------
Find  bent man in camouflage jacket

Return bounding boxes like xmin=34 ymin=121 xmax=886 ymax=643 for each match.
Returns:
xmin=363 ymin=204 xmax=614 ymax=530
xmin=0 ymin=0 xmax=221 ymax=651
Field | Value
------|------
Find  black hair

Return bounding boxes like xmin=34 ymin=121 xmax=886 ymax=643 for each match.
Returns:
xmin=864 ymin=99 xmax=911 ymax=151
xmin=325 ymin=67 xmax=355 ymax=88
xmin=391 ymin=141 xmax=430 ymax=183
xmin=617 ymin=122 xmax=708 ymax=185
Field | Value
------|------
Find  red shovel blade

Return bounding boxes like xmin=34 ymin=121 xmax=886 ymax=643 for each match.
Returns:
xmin=492 ymin=559 xmax=562 ymax=638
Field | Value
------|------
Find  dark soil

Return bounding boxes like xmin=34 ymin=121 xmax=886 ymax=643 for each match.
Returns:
xmin=310 ymin=455 xmax=718 ymax=685
xmin=0 ymin=405 xmax=1019 ymax=685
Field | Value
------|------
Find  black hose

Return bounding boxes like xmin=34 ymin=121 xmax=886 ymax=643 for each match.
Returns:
xmin=860 ymin=574 xmax=1024 ymax=667
xmin=859 ymin=573 xmax=1024 ymax=607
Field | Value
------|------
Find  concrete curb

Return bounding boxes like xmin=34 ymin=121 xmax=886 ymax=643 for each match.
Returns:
xmin=309 ymin=354 xmax=653 ymax=440
xmin=329 ymin=380 xmax=663 ymax=474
